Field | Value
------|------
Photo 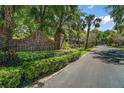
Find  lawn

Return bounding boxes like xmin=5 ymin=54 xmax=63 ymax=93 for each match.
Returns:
xmin=118 ymin=47 xmax=124 ymax=51
xmin=0 ymin=48 xmax=93 ymax=88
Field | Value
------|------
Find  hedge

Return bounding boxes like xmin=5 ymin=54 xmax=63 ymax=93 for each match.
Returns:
xmin=0 ymin=48 xmax=93 ymax=88
xmin=17 ymin=49 xmax=76 ymax=61
xmin=22 ymin=51 xmax=81 ymax=81
xmin=0 ymin=67 xmax=22 ymax=88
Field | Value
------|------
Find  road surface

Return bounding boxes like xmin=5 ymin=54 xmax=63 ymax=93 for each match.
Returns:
xmin=29 ymin=45 xmax=124 ymax=88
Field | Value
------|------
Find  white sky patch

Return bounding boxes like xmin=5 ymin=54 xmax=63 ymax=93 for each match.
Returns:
xmin=101 ymin=15 xmax=113 ymax=24
xmin=88 ymin=5 xmax=95 ymax=9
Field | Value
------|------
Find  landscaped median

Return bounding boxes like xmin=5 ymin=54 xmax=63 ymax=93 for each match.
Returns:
xmin=0 ymin=48 xmax=93 ymax=88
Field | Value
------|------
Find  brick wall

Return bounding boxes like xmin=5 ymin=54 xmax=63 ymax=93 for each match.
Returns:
xmin=0 ymin=30 xmax=55 ymax=51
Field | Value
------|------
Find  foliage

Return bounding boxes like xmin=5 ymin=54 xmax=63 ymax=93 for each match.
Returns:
xmin=118 ymin=47 xmax=124 ymax=50
xmin=22 ymin=50 xmax=81 ymax=81
xmin=0 ymin=49 xmax=77 ymax=67
xmin=0 ymin=50 xmax=5 ymax=57
xmin=81 ymin=14 xmax=102 ymax=49
xmin=0 ymin=5 xmax=102 ymax=49
xmin=0 ymin=48 xmax=93 ymax=87
xmin=107 ymin=6 xmax=124 ymax=33
xmin=0 ymin=6 xmax=4 ymax=27
xmin=17 ymin=49 xmax=76 ymax=61
xmin=63 ymin=41 xmax=71 ymax=49
xmin=13 ymin=6 xmax=39 ymax=39
xmin=107 ymin=5 xmax=124 ymax=47
xmin=0 ymin=67 xmax=22 ymax=88
xmin=98 ymin=29 xmax=124 ymax=47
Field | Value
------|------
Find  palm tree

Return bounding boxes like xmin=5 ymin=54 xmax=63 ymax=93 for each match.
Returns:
xmin=107 ymin=5 xmax=124 ymax=33
xmin=84 ymin=14 xmax=101 ymax=49
xmin=4 ymin=5 xmax=15 ymax=55
xmin=0 ymin=6 xmax=4 ymax=28
xmin=114 ymin=23 xmax=124 ymax=34
xmin=107 ymin=6 xmax=124 ymax=46
xmin=50 ymin=5 xmax=79 ymax=49
xmin=30 ymin=5 xmax=49 ymax=31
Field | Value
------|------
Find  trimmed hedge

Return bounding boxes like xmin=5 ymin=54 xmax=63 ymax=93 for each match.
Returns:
xmin=17 ymin=49 xmax=76 ymax=61
xmin=22 ymin=51 xmax=81 ymax=81
xmin=0 ymin=48 xmax=93 ymax=88
xmin=0 ymin=67 xmax=22 ymax=88
xmin=0 ymin=50 xmax=81 ymax=88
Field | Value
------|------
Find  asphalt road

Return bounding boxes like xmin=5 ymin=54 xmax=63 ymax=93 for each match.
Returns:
xmin=30 ymin=45 xmax=124 ymax=88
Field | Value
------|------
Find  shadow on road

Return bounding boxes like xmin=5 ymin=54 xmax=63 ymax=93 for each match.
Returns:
xmin=92 ymin=49 xmax=124 ymax=65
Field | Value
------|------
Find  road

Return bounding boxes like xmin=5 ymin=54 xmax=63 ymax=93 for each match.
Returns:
xmin=30 ymin=45 xmax=124 ymax=88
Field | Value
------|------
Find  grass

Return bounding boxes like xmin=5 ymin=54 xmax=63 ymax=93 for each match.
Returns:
xmin=82 ymin=48 xmax=94 ymax=54
xmin=118 ymin=48 xmax=124 ymax=50
xmin=76 ymin=47 xmax=94 ymax=55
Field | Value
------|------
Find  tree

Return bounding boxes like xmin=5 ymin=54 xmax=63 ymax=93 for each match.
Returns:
xmin=68 ymin=9 xmax=85 ymax=47
xmin=0 ymin=6 xmax=4 ymax=28
xmin=1 ymin=5 xmax=103 ymax=51
xmin=114 ymin=23 xmax=124 ymax=33
xmin=102 ymin=30 xmax=115 ymax=46
xmin=107 ymin=6 xmax=124 ymax=47
xmin=92 ymin=29 xmax=101 ymax=45
xmin=107 ymin=5 xmax=124 ymax=33
xmin=83 ymin=14 xmax=101 ymax=49
xmin=49 ymin=5 xmax=79 ymax=49
xmin=114 ymin=33 xmax=124 ymax=46
xmin=29 ymin=5 xmax=51 ymax=31
xmin=13 ymin=6 xmax=38 ymax=39
xmin=4 ymin=5 xmax=15 ymax=55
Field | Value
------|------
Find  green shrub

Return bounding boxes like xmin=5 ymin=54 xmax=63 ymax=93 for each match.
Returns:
xmin=0 ymin=49 xmax=80 ymax=87
xmin=17 ymin=49 xmax=76 ymax=61
xmin=0 ymin=67 xmax=22 ymax=88
xmin=22 ymin=61 xmax=50 ymax=80
xmin=0 ymin=48 xmax=92 ymax=87
xmin=22 ymin=51 xmax=81 ymax=81
xmin=0 ymin=50 xmax=5 ymax=57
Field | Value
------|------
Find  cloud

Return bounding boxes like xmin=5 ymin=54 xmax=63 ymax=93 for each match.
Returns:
xmin=88 ymin=5 xmax=95 ymax=9
xmin=101 ymin=15 xmax=113 ymax=24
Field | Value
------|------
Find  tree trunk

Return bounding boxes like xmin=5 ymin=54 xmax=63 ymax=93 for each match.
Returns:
xmin=54 ymin=31 xmax=64 ymax=49
xmin=4 ymin=5 xmax=15 ymax=56
xmin=85 ymin=26 xmax=90 ymax=49
xmin=77 ymin=30 xmax=80 ymax=48
xmin=54 ymin=11 xmax=64 ymax=49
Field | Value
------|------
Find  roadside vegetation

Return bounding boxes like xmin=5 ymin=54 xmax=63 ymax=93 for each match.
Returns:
xmin=0 ymin=48 xmax=93 ymax=88
xmin=103 ymin=6 xmax=124 ymax=48
xmin=0 ymin=5 xmax=124 ymax=88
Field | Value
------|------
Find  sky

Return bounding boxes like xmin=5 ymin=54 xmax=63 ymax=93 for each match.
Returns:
xmin=78 ymin=5 xmax=115 ymax=31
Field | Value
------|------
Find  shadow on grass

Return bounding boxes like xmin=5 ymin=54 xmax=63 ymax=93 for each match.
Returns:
xmin=92 ymin=49 xmax=124 ymax=65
